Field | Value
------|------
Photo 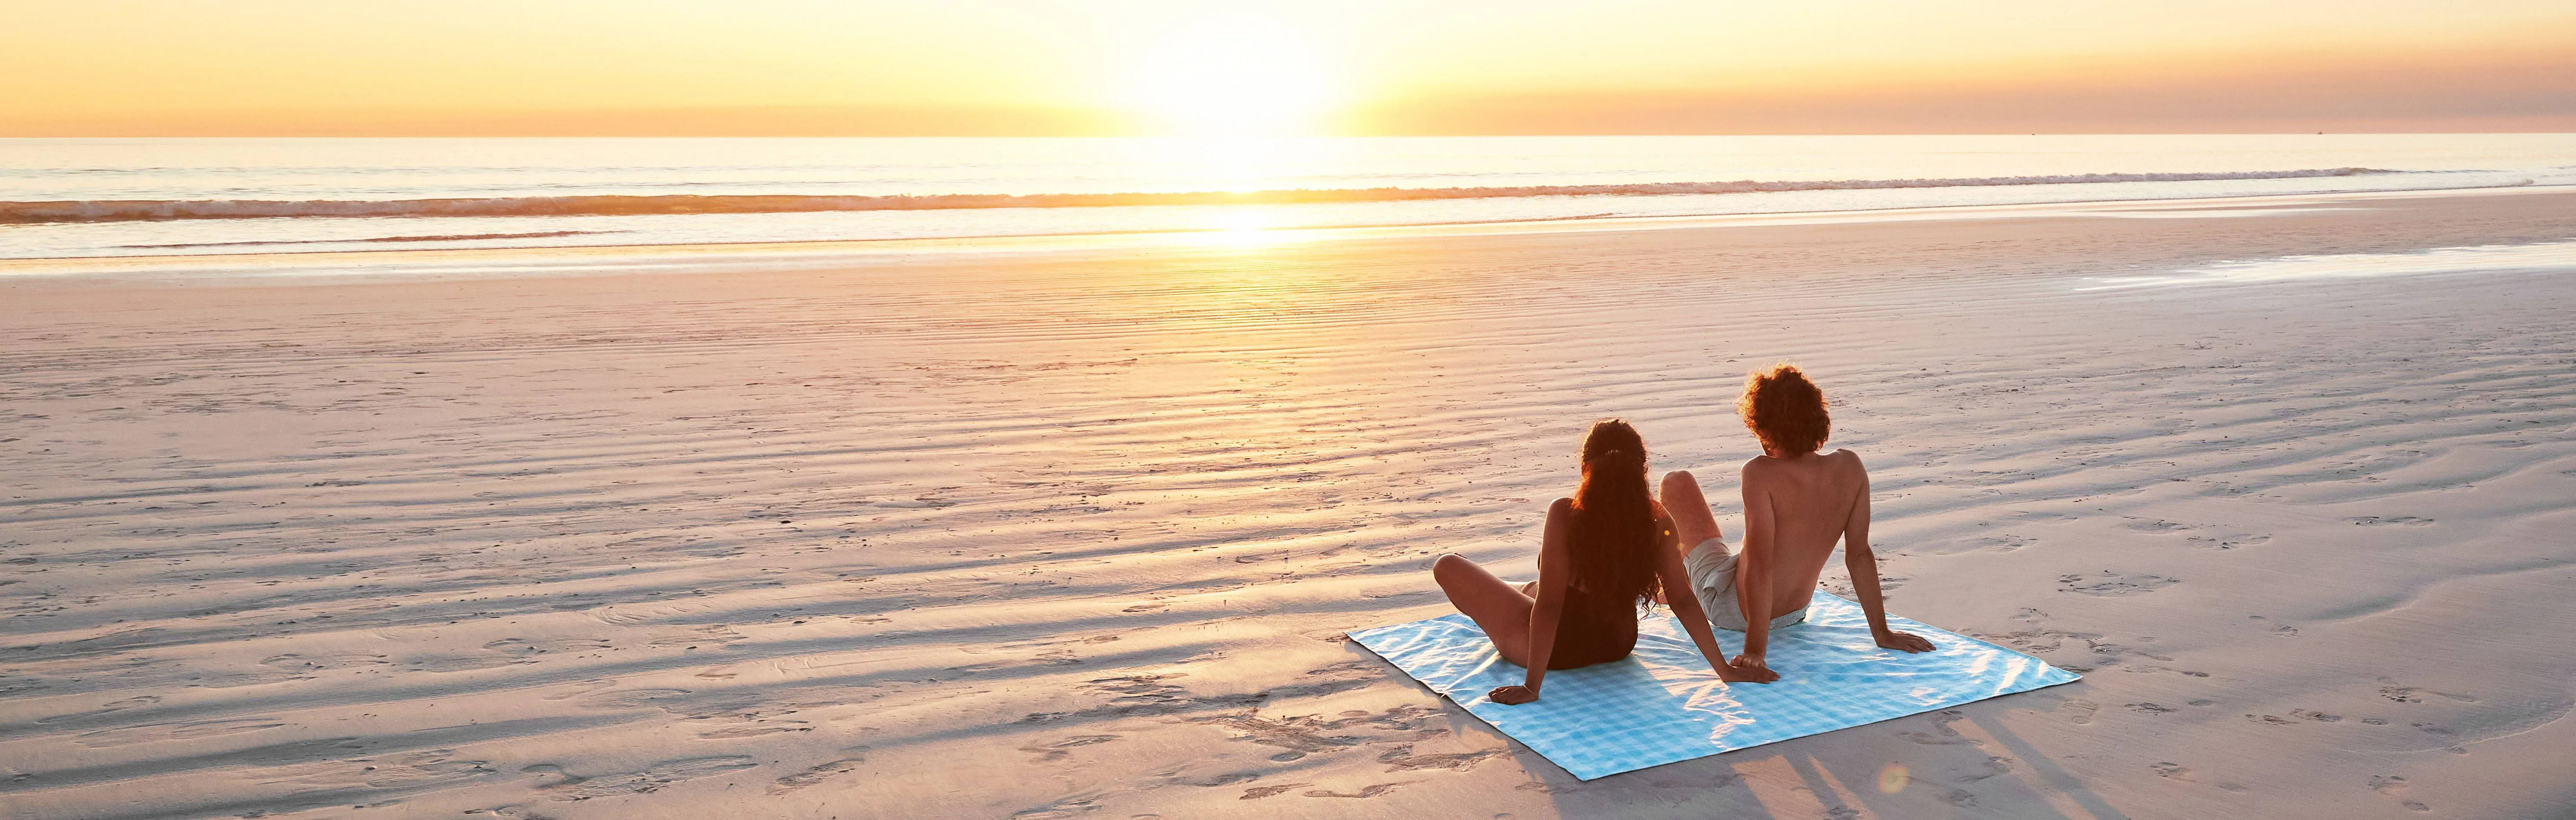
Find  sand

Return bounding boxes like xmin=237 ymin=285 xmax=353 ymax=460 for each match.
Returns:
xmin=3 ymin=189 xmax=2573 ymax=819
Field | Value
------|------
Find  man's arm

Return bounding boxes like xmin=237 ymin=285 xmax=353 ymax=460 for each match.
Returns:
xmin=1842 ymin=457 xmax=1934 ymax=653
xmin=1736 ymin=462 xmax=1777 ymax=668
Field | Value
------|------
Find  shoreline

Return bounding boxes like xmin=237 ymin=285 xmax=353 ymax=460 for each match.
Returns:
xmin=3 ymin=183 xmax=2570 ymax=283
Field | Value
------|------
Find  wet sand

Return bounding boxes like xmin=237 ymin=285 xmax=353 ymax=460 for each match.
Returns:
xmin=3 ymin=189 xmax=2573 ymax=818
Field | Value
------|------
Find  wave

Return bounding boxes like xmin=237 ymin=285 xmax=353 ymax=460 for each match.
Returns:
xmin=0 ymin=168 xmax=2397 ymax=224
xmin=112 ymin=230 xmax=616 ymax=249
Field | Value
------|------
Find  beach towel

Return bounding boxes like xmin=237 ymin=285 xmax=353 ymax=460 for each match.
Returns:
xmin=1348 ymin=590 xmax=2079 ymax=780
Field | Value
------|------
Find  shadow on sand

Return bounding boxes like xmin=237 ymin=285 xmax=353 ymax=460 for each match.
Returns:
xmin=1442 ymin=686 xmax=2131 ymax=818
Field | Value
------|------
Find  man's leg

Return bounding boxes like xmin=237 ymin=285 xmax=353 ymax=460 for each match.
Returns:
xmin=1432 ymin=554 xmax=1536 ymax=667
xmin=1661 ymin=470 xmax=1724 ymax=551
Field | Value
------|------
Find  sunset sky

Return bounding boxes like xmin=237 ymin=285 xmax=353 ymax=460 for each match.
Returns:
xmin=6 ymin=0 xmax=2573 ymax=136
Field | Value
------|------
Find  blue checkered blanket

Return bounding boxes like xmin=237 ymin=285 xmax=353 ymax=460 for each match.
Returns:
xmin=1349 ymin=590 xmax=2078 ymax=780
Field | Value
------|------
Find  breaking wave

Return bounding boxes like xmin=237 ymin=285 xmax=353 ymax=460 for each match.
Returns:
xmin=1 ymin=168 xmax=2398 ymax=224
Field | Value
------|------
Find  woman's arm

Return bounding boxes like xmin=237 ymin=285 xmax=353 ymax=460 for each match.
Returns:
xmin=1489 ymin=499 xmax=1573 ymax=704
xmin=1842 ymin=460 xmax=1934 ymax=652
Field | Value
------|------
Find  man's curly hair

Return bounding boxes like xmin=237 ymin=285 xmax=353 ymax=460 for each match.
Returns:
xmin=1738 ymin=363 xmax=1830 ymax=456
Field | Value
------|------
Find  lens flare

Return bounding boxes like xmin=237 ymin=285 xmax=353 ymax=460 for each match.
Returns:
xmin=1877 ymin=762 xmax=1910 ymax=793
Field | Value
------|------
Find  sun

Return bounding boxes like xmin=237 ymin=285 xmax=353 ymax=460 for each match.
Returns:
xmin=1120 ymin=18 xmax=1342 ymax=138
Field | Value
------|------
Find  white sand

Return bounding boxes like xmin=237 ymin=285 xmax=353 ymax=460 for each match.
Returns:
xmin=3 ymin=190 xmax=2573 ymax=819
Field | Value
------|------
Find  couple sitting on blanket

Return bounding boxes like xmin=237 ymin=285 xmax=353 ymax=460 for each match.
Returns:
xmin=1434 ymin=363 xmax=1933 ymax=706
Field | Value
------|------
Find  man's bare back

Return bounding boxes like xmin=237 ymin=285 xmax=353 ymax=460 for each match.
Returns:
xmin=1729 ymin=447 xmax=1934 ymax=669
xmin=1664 ymin=362 xmax=1934 ymax=679
xmin=1739 ymin=448 xmax=1868 ymax=620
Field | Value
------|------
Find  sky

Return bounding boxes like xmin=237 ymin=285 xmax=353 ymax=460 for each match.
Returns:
xmin=4 ymin=0 xmax=2573 ymax=136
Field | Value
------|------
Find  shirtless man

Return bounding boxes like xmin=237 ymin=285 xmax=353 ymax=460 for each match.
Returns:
xmin=1660 ymin=364 xmax=1933 ymax=682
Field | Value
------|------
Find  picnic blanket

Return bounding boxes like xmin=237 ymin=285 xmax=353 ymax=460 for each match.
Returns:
xmin=1349 ymin=590 xmax=2079 ymax=780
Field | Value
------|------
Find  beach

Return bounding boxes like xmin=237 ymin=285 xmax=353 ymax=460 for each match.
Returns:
xmin=3 ymin=187 xmax=2574 ymax=818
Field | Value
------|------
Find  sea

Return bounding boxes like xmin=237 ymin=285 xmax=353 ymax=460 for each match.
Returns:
xmin=3 ymin=134 xmax=2573 ymax=262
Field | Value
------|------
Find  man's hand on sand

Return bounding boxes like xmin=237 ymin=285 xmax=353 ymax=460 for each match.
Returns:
xmin=1876 ymin=630 xmax=1935 ymax=653
xmin=1718 ymin=655 xmax=1779 ymax=684
xmin=1488 ymin=684 xmax=1539 ymax=705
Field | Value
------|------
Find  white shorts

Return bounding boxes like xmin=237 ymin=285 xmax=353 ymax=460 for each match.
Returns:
xmin=1682 ymin=537 xmax=1809 ymax=632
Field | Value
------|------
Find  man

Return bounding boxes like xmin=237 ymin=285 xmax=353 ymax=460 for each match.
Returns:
xmin=1660 ymin=363 xmax=1934 ymax=683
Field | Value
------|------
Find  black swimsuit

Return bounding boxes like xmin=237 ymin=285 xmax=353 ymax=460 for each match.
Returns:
xmin=1546 ymin=582 xmax=1639 ymax=669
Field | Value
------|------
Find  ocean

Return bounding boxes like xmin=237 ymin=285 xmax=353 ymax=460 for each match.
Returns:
xmin=3 ymin=134 xmax=2572 ymax=261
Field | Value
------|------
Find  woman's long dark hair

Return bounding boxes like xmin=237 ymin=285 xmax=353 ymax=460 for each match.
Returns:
xmin=1571 ymin=419 xmax=1662 ymax=607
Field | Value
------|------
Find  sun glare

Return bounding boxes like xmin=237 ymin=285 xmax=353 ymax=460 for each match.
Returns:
xmin=1121 ymin=18 xmax=1342 ymax=138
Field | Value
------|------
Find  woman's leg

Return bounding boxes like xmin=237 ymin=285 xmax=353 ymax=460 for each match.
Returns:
xmin=1432 ymin=554 xmax=1535 ymax=666
xmin=1660 ymin=470 xmax=1724 ymax=551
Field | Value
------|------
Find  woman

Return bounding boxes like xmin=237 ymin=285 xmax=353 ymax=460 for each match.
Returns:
xmin=1431 ymin=419 xmax=1775 ymax=706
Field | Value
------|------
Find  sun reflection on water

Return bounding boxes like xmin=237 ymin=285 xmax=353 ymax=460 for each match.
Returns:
xmin=1200 ymin=208 xmax=1285 ymax=246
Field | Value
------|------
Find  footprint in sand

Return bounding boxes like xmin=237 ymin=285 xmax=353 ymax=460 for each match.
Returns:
xmin=1910 ymin=534 xmax=2034 ymax=555
xmin=1899 ymin=710 xmax=1979 ymax=745
xmin=2057 ymin=571 xmax=2180 ymax=596
xmin=2121 ymin=518 xmax=2200 ymax=533
xmin=2060 ymin=699 xmax=2100 ymax=725
xmin=2188 ymin=533 xmax=2271 ymax=550
xmin=768 ymin=752 xmax=867 ymax=795
xmin=2245 ymin=709 xmax=2344 ymax=726
xmin=2348 ymin=516 xmax=2435 ymax=527
xmin=273 ymin=749 xmax=499 ymax=793
xmin=1020 ymin=734 xmax=1120 ymax=762
xmin=483 ymin=637 xmax=612 ymax=657
xmin=645 ymin=625 xmax=748 ymax=649
xmin=2150 ymin=762 xmax=2191 ymax=780
xmin=1302 ymin=782 xmax=1415 ymax=799
xmin=2371 ymin=775 xmax=2433 ymax=812
xmin=1953 ymin=756 xmax=2014 ymax=785
xmin=522 ymin=756 xmax=756 ymax=800
xmin=261 ymin=652 xmax=393 ymax=674
xmin=2380 ymin=684 xmax=2477 ymax=704
xmin=1191 ymin=705 xmax=1439 ymax=762
xmin=1377 ymin=744 xmax=1504 ymax=773
xmin=1018 ymin=664 xmax=1382 ymax=728
xmin=1010 ymin=796 xmax=1100 ymax=819
xmin=1981 ymin=534 xmax=2036 ymax=552
xmin=578 ymin=688 xmax=695 ymax=710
